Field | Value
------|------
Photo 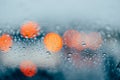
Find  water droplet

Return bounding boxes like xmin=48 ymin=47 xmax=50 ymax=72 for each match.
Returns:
xmin=46 ymin=51 xmax=51 ymax=55
xmin=67 ymin=52 xmax=72 ymax=57
xmin=67 ymin=57 xmax=72 ymax=62
xmin=82 ymin=41 xmax=86 ymax=46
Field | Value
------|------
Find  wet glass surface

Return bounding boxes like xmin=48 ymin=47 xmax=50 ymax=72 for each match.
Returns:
xmin=0 ymin=0 xmax=120 ymax=80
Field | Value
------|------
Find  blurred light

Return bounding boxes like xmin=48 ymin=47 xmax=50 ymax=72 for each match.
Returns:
xmin=19 ymin=60 xmax=37 ymax=77
xmin=63 ymin=29 xmax=84 ymax=51
xmin=20 ymin=21 xmax=40 ymax=38
xmin=44 ymin=32 xmax=63 ymax=53
xmin=0 ymin=34 xmax=13 ymax=52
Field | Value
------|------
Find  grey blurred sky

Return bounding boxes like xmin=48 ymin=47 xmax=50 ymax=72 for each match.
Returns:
xmin=0 ymin=0 xmax=120 ymax=27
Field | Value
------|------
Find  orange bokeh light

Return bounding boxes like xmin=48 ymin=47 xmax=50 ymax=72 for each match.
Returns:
xmin=63 ymin=30 xmax=103 ymax=51
xmin=20 ymin=60 xmax=37 ymax=77
xmin=44 ymin=32 xmax=63 ymax=53
xmin=0 ymin=34 xmax=13 ymax=52
xmin=87 ymin=32 xmax=103 ymax=50
xmin=63 ymin=30 xmax=84 ymax=51
xmin=20 ymin=21 xmax=40 ymax=38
